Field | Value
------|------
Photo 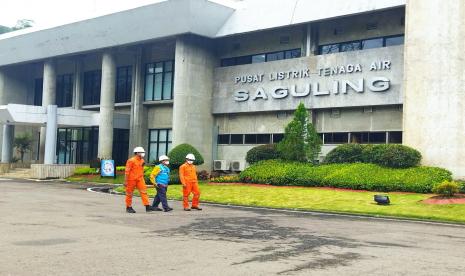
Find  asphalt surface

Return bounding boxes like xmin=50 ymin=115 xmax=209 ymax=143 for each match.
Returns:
xmin=1 ymin=179 xmax=465 ymax=276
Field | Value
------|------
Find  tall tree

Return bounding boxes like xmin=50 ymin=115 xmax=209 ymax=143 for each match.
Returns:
xmin=14 ymin=134 xmax=33 ymax=163
xmin=277 ymin=103 xmax=322 ymax=163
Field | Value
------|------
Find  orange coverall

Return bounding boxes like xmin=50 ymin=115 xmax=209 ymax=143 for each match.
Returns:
xmin=179 ymin=162 xmax=200 ymax=209
xmin=125 ymin=156 xmax=149 ymax=207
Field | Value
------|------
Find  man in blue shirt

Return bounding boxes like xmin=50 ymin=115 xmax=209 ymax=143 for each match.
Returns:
xmin=150 ymin=155 xmax=173 ymax=212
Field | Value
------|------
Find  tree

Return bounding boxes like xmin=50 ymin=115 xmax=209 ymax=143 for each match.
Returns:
xmin=0 ymin=25 xmax=11 ymax=34
xmin=277 ymin=103 xmax=322 ymax=163
xmin=12 ymin=19 xmax=34 ymax=30
xmin=167 ymin=143 xmax=204 ymax=169
xmin=14 ymin=133 xmax=33 ymax=163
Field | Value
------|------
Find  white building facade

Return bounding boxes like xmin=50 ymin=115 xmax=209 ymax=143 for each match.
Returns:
xmin=0 ymin=0 xmax=464 ymax=178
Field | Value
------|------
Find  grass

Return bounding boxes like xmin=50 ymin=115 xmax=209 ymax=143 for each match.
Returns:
xmin=67 ymin=174 xmax=126 ymax=185
xmin=112 ymin=183 xmax=465 ymax=224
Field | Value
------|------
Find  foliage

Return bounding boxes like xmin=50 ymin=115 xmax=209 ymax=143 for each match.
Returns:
xmin=74 ymin=167 xmax=98 ymax=175
xmin=116 ymin=166 xmax=126 ymax=172
xmin=277 ymin=103 xmax=322 ymax=163
xmin=239 ymin=160 xmax=452 ymax=193
xmin=89 ymin=158 xmax=101 ymax=169
xmin=432 ymin=181 xmax=461 ymax=197
xmin=210 ymin=175 xmax=241 ymax=183
xmin=245 ymin=144 xmax=280 ymax=164
xmin=0 ymin=19 xmax=34 ymax=34
xmin=13 ymin=133 xmax=33 ymax=163
xmin=325 ymin=144 xmax=422 ymax=168
xmin=197 ymin=170 xmax=210 ymax=181
xmin=168 ymin=143 xmax=204 ymax=169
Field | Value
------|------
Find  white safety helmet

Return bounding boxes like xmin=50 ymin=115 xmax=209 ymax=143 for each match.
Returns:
xmin=185 ymin=153 xmax=196 ymax=160
xmin=133 ymin=147 xmax=145 ymax=153
xmin=159 ymin=155 xmax=169 ymax=162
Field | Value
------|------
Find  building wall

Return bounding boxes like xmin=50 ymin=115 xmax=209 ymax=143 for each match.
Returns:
xmin=318 ymin=7 xmax=405 ymax=45
xmin=403 ymin=0 xmax=465 ymax=178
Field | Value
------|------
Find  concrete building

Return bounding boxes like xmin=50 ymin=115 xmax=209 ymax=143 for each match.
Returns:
xmin=0 ymin=0 xmax=463 ymax=178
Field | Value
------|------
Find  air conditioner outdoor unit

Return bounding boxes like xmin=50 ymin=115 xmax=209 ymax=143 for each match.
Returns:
xmin=230 ymin=160 xmax=245 ymax=172
xmin=213 ymin=160 xmax=230 ymax=171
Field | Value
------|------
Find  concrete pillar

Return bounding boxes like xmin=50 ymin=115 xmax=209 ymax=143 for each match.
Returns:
xmin=97 ymin=51 xmax=116 ymax=159
xmin=304 ymin=23 xmax=319 ymax=57
xmin=1 ymin=124 xmax=14 ymax=163
xmin=39 ymin=60 xmax=57 ymax=163
xmin=73 ymin=58 xmax=83 ymax=109
xmin=44 ymin=105 xmax=57 ymax=164
xmin=0 ymin=68 xmax=6 ymax=158
xmin=172 ymin=35 xmax=216 ymax=170
xmin=128 ymin=47 xmax=147 ymax=155
xmin=403 ymin=0 xmax=465 ymax=178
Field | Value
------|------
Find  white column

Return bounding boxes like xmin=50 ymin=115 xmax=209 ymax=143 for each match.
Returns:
xmin=128 ymin=47 xmax=146 ymax=155
xmin=73 ymin=58 xmax=83 ymax=109
xmin=1 ymin=124 xmax=14 ymax=163
xmin=44 ymin=105 xmax=58 ymax=164
xmin=97 ymin=51 xmax=116 ymax=159
xmin=39 ymin=60 xmax=57 ymax=163
xmin=403 ymin=0 xmax=465 ymax=177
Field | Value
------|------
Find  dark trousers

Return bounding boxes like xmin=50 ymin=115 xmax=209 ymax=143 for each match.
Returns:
xmin=152 ymin=185 xmax=169 ymax=210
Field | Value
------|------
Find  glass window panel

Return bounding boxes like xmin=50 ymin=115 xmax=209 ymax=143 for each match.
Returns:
xmin=362 ymin=38 xmax=383 ymax=50
xmin=167 ymin=130 xmax=172 ymax=142
xmin=163 ymin=72 xmax=173 ymax=100
xmin=158 ymin=130 xmax=167 ymax=142
xmin=340 ymin=41 xmax=362 ymax=52
xmin=150 ymin=130 xmax=158 ymax=142
xmin=158 ymin=143 xmax=167 ymax=156
xmin=235 ymin=56 xmax=252 ymax=65
xmin=273 ymin=134 xmax=284 ymax=143
xmin=149 ymin=143 xmax=158 ymax=163
xmin=164 ymin=61 xmax=173 ymax=72
xmin=350 ymin=132 xmax=369 ymax=144
xmin=244 ymin=134 xmax=257 ymax=144
xmin=147 ymin=64 xmax=155 ymax=74
xmin=285 ymin=49 xmax=301 ymax=59
xmin=320 ymin=44 xmax=339 ymax=54
xmin=369 ymin=132 xmax=387 ymax=144
xmin=155 ymin=62 xmax=163 ymax=73
xmin=251 ymin=54 xmax=266 ymax=63
xmin=167 ymin=142 xmax=172 ymax=154
xmin=385 ymin=35 xmax=404 ymax=46
xmin=388 ymin=131 xmax=403 ymax=144
xmin=221 ymin=58 xmax=236 ymax=67
xmin=257 ymin=134 xmax=271 ymax=144
xmin=266 ymin=51 xmax=284 ymax=61
xmin=230 ymin=134 xmax=243 ymax=144
xmin=218 ymin=134 xmax=230 ymax=144
xmin=154 ymin=74 xmax=163 ymax=100
xmin=144 ymin=74 xmax=154 ymax=101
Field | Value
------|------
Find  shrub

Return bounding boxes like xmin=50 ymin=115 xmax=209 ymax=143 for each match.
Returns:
xmin=143 ymin=167 xmax=180 ymax=184
xmin=168 ymin=143 xmax=204 ymax=169
xmin=116 ymin=166 xmax=126 ymax=172
xmin=324 ymin=144 xmax=364 ymax=164
xmin=239 ymin=160 xmax=452 ymax=193
xmin=432 ymin=181 xmax=461 ymax=197
xmin=245 ymin=144 xmax=280 ymax=164
xmin=325 ymin=144 xmax=422 ymax=168
xmin=74 ymin=167 xmax=97 ymax=175
xmin=210 ymin=175 xmax=241 ymax=183
xmin=197 ymin=170 xmax=209 ymax=181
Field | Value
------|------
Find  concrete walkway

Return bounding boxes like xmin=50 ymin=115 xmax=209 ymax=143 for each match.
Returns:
xmin=1 ymin=179 xmax=465 ymax=275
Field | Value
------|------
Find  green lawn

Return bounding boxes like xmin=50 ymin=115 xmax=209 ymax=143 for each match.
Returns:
xmin=112 ymin=183 xmax=465 ymax=224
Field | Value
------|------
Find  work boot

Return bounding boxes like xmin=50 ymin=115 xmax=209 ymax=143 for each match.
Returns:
xmin=191 ymin=206 xmax=203 ymax=211
xmin=184 ymin=208 xmax=191 ymax=211
xmin=164 ymin=207 xmax=173 ymax=212
xmin=126 ymin=207 xmax=136 ymax=213
xmin=145 ymin=205 xmax=155 ymax=212
xmin=152 ymin=207 xmax=163 ymax=211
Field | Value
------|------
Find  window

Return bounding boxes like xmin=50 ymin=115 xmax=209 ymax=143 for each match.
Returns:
xmin=220 ymin=48 xmax=301 ymax=67
xmin=115 ymin=66 xmax=132 ymax=103
xmin=113 ymin=129 xmax=130 ymax=165
xmin=218 ymin=134 xmax=230 ymax=145
xmin=272 ymin=133 xmax=284 ymax=143
xmin=34 ymin=78 xmax=43 ymax=106
xmin=385 ymin=35 xmax=404 ymax=46
xmin=83 ymin=70 xmax=101 ymax=106
xmin=148 ymin=129 xmax=172 ymax=163
xmin=388 ymin=131 xmax=402 ymax=144
xmin=57 ymin=127 xmax=98 ymax=165
xmin=369 ymin=132 xmax=387 ymax=144
xmin=145 ymin=61 xmax=174 ymax=101
xmin=257 ymin=134 xmax=271 ymax=144
xmin=244 ymin=134 xmax=257 ymax=144
xmin=230 ymin=134 xmax=243 ymax=144
xmin=55 ymin=74 xmax=73 ymax=108
xmin=318 ymin=34 xmax=404 ymax=55
xmin=323 ymin=133 xmax=349 ymax=144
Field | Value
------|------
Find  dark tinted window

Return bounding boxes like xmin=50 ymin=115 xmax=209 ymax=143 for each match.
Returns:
xmin=388 ymin=131 xmax=403 ymax=143
xmin=273 ymin=133 xmax=284 ymax=143
xmin=34 ymin=78 xmax=43 ymax=106
xmin=362 ymin=38 xmax=383 ymax=49
xmin=83 ymin=70 xmax=101 ymax=106
xmin=218 ymin=134 xmax=230 ymax=145
xmin=115 ymin=66 xmax=132 ymax=103
xmin=385 ymin=35 xmax=404 ymax=46
xmin=230 ymin=134 xmax=243 ymax=144
xmin=369 ymin=132 xmax=387 ymax=143
xmin=340 ymin=41 xmax=362 ymax=52
xmin=257 ymin=134 xmax=271 ymax=144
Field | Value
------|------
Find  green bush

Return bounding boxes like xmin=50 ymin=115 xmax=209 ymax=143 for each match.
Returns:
xmin=116 ymin=166 xmax=126 ymax=172
xmin=432 ymin=181 xmax=461 ymax=197
xmin=239 ymin=160 xmax=452 ymax=193
xmin=324 ymin=144 xmax=364 ymax=164
xmin=325 ymin=144 xmax=422 ymax=168
xmin=210 ymin=175 xmax=241 ymax=183
xmin=74 ymin=167 xmax=98 ymax=175
xmin=143 ymin=167 xmax=180 ymax=184
xmin=245 ymin=144 xmax=280 ymax=164
xmin=168 ymin=143 xmax=204 ymax=169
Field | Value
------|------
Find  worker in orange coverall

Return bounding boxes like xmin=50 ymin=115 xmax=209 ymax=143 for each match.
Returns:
xmin=124 ymin=147 xmax=155 ymax=213
xmin=179 ymin=153 xmax=202 ymax=211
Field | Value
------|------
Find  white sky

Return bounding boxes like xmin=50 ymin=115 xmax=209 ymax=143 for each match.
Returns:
xmin=0 ymin=0 xmax=163 ymax=28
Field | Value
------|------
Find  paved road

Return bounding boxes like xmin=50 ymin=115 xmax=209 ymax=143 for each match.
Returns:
xmin=1 ymin=179 xmax=465 ymax=276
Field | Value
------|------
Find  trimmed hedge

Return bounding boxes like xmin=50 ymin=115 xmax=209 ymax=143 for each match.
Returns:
xmin=246 ymin=144 xmax=280 ymax=164
xmin=239 ymin=160 xmax=452 ymax=193
xmin=168 ymin=143 xmax=204 ymax=169
xmin=74 ymin=167 xmax=97 ymax=175
xmin=324 ymin=144 xmax=422 ymax=168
